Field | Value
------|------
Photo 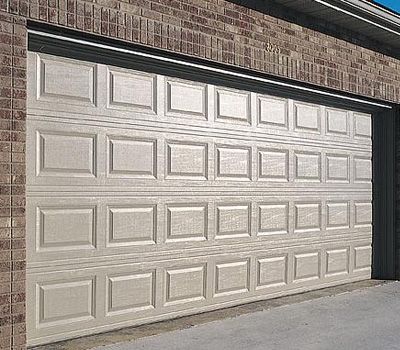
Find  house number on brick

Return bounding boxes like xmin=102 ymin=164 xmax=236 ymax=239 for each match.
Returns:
xmin=265 ymin=42 xmax=280 ymax=54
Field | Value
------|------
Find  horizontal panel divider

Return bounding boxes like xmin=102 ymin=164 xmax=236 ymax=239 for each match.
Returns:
xmin=27 ymin=112 xmax=371 ymax=153
xmin=27 ymin=234 xmax=371 ymax=273
xmin=26 ymin=190 xmax=372 ymax=197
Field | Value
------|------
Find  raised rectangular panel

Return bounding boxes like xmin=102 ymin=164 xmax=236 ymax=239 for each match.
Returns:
xmin=216 ymin=88 xmax=250 ymax=123
xmin=167 ymin=204 xmax=207 ymax=241
xmin=38 ymin=207 xmax=95 ymax=251
xmin=354 ymin=157 xmax=372 ymax=182
xmin=37 ymin=278 xmax=94 ymax=326
xmin=354 ymin=113 xmax=371 ymax=138
xmin=295 ymin=203 xmax=321 ymax=232
xmin=354 ymin=246 xmax=372 ymax=271
xmin=108 ymin=206 xmax=156 ymax=246
xmin=108 ymin=137 xmax=156 ymax=178
xmin=166 ymin=142 xmax=208 ymax=179
xmin=37 ymin=55 xmax=96 ymax=105
xmin=216 ymin=204 xmax=250 ymax=238
xmin=326 ymin=108 xmax=348 ymax=136
xmin=166 ymin=265 xmax=206 ymax=305
xmin=37 ymin=132 xmax=96 ymax=177
xmin=256 ymin=255 xmax=287 ymax=289
xmin=107 ymin=272 xmax=155 ymax=314
xmin=294 ymin=252 xmax=320 ymax=282
xmin=326 ymin=248 xmax=349 ymax=276
xmin=294 ymin=152 xmax=321 ymax=181
xmin=216 ymin=146 xmax=251 ymax=179
xmin=294 ymin=103 xmax=320 ymax=132
xmin=326 ymin=155 xmax=349 ymax=182
xmin=354 ymin=202 xmax=372 ymax=227
xmin=258 ymin=203 xmax=289 ymax=235
xmin=108 ymin=69 xmax=156 ymax=112
xmin=326 ymin=202 xmax=350 ymax=229
xmin=258 ymin=149 xmax=289 ymax=181
xmin=166 ymin=79 xmax=207 ymax=118
xmin=258 ymin=96 xmax=288 ymax=128
xmin=215 ymin=260 xmax=249 ymax=296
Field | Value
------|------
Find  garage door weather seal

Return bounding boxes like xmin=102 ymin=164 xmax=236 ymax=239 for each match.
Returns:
xmin=27 ymin=28 xmax=392 ymax=110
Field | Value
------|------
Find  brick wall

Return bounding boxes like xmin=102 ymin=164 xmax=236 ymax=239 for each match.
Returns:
xmin=2 ymin=0 xmax=400 ymax=103
xmin=0 ymin=0 xmax=399 ymax=349
xmin=0 ymin=11 xmax=27 ymax=350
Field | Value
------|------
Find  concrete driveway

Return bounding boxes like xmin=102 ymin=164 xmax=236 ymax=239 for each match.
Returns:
xmin=94 ymin=282 xmax=400 ymax=350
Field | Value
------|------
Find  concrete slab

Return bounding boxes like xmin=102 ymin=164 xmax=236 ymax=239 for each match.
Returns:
xmin=31 ymin=279 xmax=390 ymax=350
xmin=94 ymin=281 xmax=400 ymax=350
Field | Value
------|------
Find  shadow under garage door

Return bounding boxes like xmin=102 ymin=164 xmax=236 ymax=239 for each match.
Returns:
xmin=25 ymin=46 xmax=374 ymax=346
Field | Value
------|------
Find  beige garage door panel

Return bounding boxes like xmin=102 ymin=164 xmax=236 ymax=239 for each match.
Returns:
xmin=27 ymin=240 xmax=371 ymax=339
xmin=26 ymin=194 xmax=371 ymax=263
xmin=27 ymin=52 xmax=372 ymax=346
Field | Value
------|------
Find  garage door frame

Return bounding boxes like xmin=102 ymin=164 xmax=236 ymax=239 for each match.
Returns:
xmin=372 ymin=106 xmax=397 ymax=279
xmin=26 ymin=19 xmax=398 ymax=329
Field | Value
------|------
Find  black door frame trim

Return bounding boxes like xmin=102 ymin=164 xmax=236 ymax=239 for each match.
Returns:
xmin=372 ymin=107 xmax=398 ymax=279
xmin=26 ymin=22 xmax=398 ymax=279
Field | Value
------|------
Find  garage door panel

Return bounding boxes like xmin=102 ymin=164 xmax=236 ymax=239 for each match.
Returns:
xmin=27 ymin=123 xmax=103 ymax=186
xmin=27 ymin=120 xmax=371 ymax=188
xmin=325 ymin=108 xmax=350 ymax=136
xmin=354 ymin=202 xmax=372 ymax=227
xmin=36 ymin=54 xmax=97 ymax=107
xmin=27 ymin=197 xmax=101 ymax=263
xmin=293 ymin=251 xmax=321 ymax=282
xmin=214 ymin=259 xmax=251 ymax=297
xmin=165 ymin=77 xmax=208 ymax=119
xmin=325 ymin=248 xmax=350 ymax=277
xmin=36 ymin=277 xmax=96 ymax=327
xmin=215 ymin=87 xmax=251 ymax=124
xmin=37 ymin=206 xmax=97 ymax=251
xmin=107 ymin=136 xmax=157 ymax=179
xmin=293 ymin=151 xmax=322 ymax=182
xmin=354 ymin=156 xmax=372 ymax=183
xmin=257 ymin=95 xmax=289 ymax=129
xmin=293 ymin=102 xmax=321 ymax=133
xmin=353 ymin=245 xmax=372 ymax=272
xmin=166 ymin=203 xmax=208 ymax=242
xmin=215 ymin=203 xmax=252 ymax=238
xmin=27 ymin=239 xmax=371 ymax=345
xmin=28 ymin=53 xmax=372 ymax=146
xmin=354 ymin=112 xmax=372 ymax=139
xmin=258 ymin=148 xmax=289 ymax=181
xmin=257 ymin=202 xmax=290 ymax=236
xmin=326 ymin=201 xmax=350 ymax=230
xmin=107 ymin=205 xmax=157 ymax=247
xmin=107 ymin=67 xmax=157 ymax=114
xmin=106 ymin=271 xmax=156 ymax=315
xmin=165 ymin=264 xmax=207 ymax=305
xmin=27 ymin=52 xmax=372 ymax=345
xmin=326 ymin=154 xmax=350 ymax=182
xmin=294 ymin=202 xmax=322 ymax=233
xmin=166 ymin=141 xmax=209 ymax=179
xmin=36 ymin=130 xmax=97 ymax=178
xmin=256 ymin=254 xmax=288 ymax=289
xmin=27 ymin=194 xmax=372 ymax=263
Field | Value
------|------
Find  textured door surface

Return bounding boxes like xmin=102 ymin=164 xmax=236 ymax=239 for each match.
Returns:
xmin=26 ymin=52 xmax=372 ymax=346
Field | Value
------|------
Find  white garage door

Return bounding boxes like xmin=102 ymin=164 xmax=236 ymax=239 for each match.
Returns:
xmin=26 ymin=52 xmax=372 ymax=346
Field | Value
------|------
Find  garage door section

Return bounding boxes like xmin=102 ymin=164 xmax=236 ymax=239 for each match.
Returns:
xmin=26 ymin=52 xmax=372 ymax=346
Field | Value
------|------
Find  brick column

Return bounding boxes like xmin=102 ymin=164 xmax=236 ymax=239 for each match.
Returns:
xmin=0 ymin=12 xmax=27 ymax=350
